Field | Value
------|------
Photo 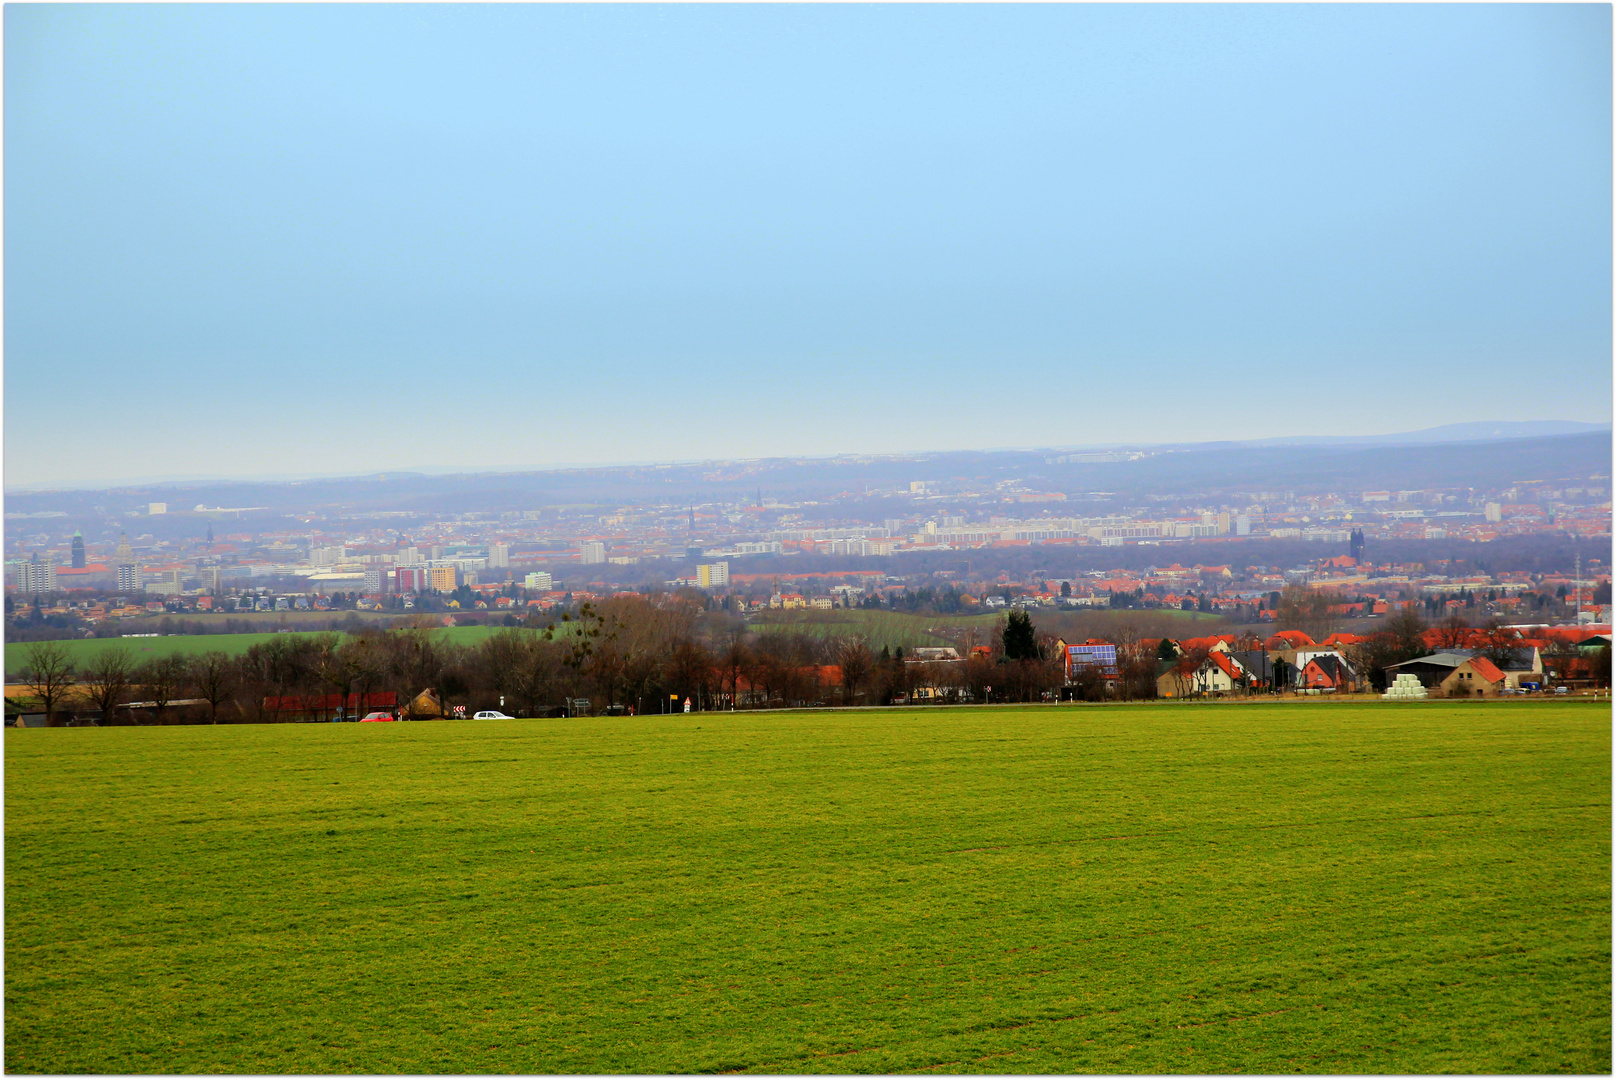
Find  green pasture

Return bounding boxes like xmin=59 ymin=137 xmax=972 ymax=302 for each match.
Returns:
xmin=6 ymin=701 xmax=1609 ymax=1073
xmin=3 ymin=625 xmax=556 ymax=676
xmin=748 ymin=606 xmax=1225 ymax=651
xmin=748 ymin=608 xmax=1006 ymax=649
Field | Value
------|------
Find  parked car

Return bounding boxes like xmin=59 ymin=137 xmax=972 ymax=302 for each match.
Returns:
xmin=1554 ymin=686 xmax=1569 ymax=695
xmin=473 ymin=710 xmax=514 ymax=720
xmin=360 ymin=711 xmax=396 ymax=722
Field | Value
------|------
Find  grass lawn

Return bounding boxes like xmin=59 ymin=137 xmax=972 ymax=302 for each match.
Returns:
xmin=5 ymin=701 xmax=1608 ymax=1073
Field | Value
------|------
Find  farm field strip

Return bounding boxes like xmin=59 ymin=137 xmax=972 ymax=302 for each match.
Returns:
xmin=5 ymin=701 xmax=1608 ymax=1073
xmin=2 ymin=624 xmax=561 ymax=676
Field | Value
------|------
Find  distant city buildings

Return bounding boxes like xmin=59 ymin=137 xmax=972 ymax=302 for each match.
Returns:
xmin=70 ymin=530 xmax=86 ymax=568
xmin=697 ymin=562 xmax=730 ymax=589
xmin=489 ymin=542 xmax=510 ymax=568
xmin=581 ymin=541 xmax=607 ymax=565
xmin=525 ymin=571 xmax=553 ymax=590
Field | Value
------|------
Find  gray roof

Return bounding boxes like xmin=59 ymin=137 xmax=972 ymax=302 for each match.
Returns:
xmin=1388 ymin=652 xmax=1472 ymax=670
xmin=1389 ymin=647 xmax=1538 ymax=672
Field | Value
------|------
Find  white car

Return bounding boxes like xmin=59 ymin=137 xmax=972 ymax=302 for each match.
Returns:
xmin=473 ymin=710 xmax=515 ymax=720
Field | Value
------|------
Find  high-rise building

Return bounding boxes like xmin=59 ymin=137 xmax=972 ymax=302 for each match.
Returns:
xmin=363 ymin=567 xmax=391 ymax=595
xmin=580 ymin=542 xmax=607 ymax=565
xmin=395 ymin=566 xmax=426 ymax=593
xmin=70 ymin=530 xmax=86 ymax=569
xmin=1484 ymin=502 xmax=1502 ymax=523
xmin=428 ymin=566 xmax=457 ymax=592
xmin=488 ymin=543 xmax=510 ymax=568
xmin=1235 ymin=515 xmax=1252 ymax=536
xmin=396 ymin=546 xmax=423 ymax=566
xmin=117 ymin=564 xmax=140 ymax=592
xmin=114 ymin=533 xmax=134 ymax=564
xmin=697 ymin=562 xmax=730 ymax=589
xmin=19 ymin=552 xmax=56 ymax=593
xmin=525 ymin=571 xmax=553 ymax=591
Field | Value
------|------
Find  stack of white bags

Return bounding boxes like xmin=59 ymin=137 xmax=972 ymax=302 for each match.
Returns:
xmin=1382 ymin=673 xmax=1428 ymax=700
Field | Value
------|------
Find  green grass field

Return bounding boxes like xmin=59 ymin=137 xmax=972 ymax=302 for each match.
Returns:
xmin=6 ymin=701 xmax=1608 ymax=1073
xmin=3 ymin=625 xmax=552 ymax=676
xmin=749 ymin=607 xmax=1226 ymax=652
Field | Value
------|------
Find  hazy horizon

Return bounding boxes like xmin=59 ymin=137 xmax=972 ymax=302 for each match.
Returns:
xmin=4 ymin=419 xmax=1609 ymax=496
xmin=6 ymin=4 xmax=1611 ymax=489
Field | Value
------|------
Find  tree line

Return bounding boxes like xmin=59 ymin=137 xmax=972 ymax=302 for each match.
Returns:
xmin=10 ymin=600 xmax=1084 ymax=726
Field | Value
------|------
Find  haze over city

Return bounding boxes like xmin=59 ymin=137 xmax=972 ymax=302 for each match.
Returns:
xmin=6 ymin=3 xmax=1612 ymax=488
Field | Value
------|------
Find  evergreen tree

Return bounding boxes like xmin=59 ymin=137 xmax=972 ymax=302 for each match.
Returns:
xmin=1003 ymin=610 xmax=1037 ymax=661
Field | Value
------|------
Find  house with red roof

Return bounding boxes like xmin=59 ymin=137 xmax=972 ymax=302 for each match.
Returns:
xmin=1265 ymin=630 xmax=1315 ymax=649
xmin=1439 ymin=656 xmax=1506 ymax=697
xmin=1300 ymin=654 xmax=1353 ymax=692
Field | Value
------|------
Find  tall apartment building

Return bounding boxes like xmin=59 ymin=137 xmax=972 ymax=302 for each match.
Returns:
xmin=488 ymin=543 xmax=510 ymax=568
xmin=117 ymin=564 xmax=140 ymax=592
xmin=396 ymin=546 xmax=424 ymax=566
xmin=18 ymin=554 xmax=55 ymax=594
xmin=428 ymin=566 xmax=457 ymax=591
xmin=1484 ymin=502 xmax=1502 ymax=523
xmin=395 ymin=566 xmax=426 ymax=593
xmin=363 ymin=567 xmax=391 ymax=595
xmin=697 ymin=562 xmax=730 ymax=589
xmin=311 ymin=545 xmax=346 ymax=566
xmin=524 ymin=571 xmax=553 ymax=591
xmin=580 ymin=541 xmax=607 ymax=565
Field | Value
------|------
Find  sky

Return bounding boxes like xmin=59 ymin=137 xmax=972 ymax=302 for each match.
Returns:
xmin=5 ymin=3 xmax=1611 ymax=489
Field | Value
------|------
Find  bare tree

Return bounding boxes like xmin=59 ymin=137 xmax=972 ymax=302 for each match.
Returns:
xmin=835 ymin=637 xmax=874 ymax=705
xmin=1430 ymin=611 xmax=1471 ymax=651
xmin=22 ymin=641 xmax=77 ymax=727
xmin=137 ymin=655 xmax=190 ymax=725
xmin=83 ymin=647 xmax=137 ymax=726
xmin=190 ymin=651 xmax=237 ymax=724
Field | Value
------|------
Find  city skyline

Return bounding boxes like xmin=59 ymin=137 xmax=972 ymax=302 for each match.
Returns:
xmin=6 ymin=4 xmax=1611 ymax=488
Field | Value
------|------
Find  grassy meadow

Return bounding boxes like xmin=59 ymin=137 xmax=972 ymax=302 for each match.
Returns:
xmin=747 ymin=606 xmax=1225 ymax=652
xmin=5 ymin=701 xmax=1609 ymax=1073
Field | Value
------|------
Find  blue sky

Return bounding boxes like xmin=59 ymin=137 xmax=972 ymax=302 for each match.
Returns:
xmin=6 ymin=3 xmax=1611 ymax=488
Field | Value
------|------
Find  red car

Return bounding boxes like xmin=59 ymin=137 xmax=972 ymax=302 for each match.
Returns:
xmin=359 ymin=712 xmax=396 ymax=722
